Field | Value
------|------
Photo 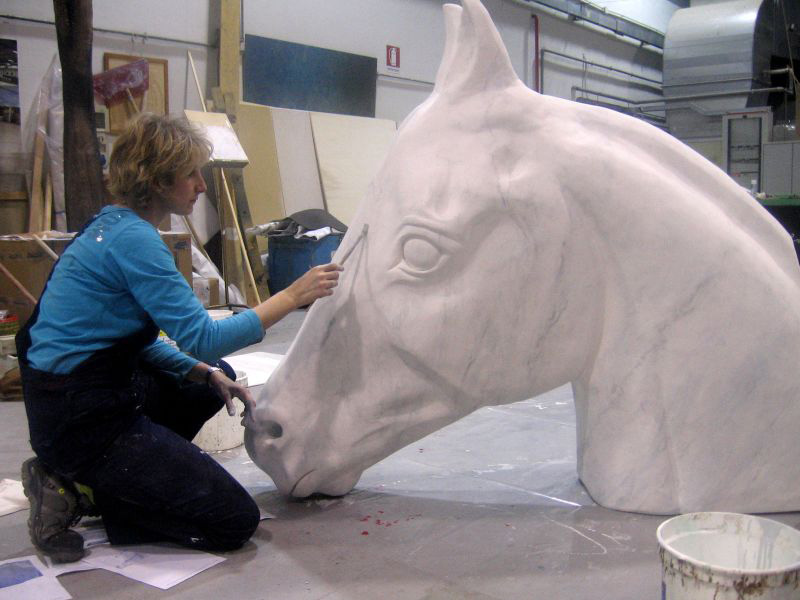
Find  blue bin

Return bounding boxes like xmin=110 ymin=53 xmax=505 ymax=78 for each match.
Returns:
xmin=267 ymin=234 xmax=343 ymax=296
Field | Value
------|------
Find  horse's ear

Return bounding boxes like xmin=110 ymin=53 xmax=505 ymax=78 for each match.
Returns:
xmin=433 ymin=4 xmax=463 ymax=91
xmin=434 ymin=0 xmax=519 ymax=97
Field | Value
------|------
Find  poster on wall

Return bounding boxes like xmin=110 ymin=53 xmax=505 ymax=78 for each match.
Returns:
xmin=0 ymin=38 xmax=26 ymax=236
xmin=102 ymin=53 xmax=168 ymax=134
xmin=0 ymin=39 xmax=19 ymax=125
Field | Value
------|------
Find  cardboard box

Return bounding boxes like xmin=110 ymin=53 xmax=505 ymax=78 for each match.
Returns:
xmin=192 ymin=276 xmax=221 ymax=307
xmin=0 ymin=232 xmax=192 ymax=327
xmin=164 ymin=232 xmax=192 ymax=284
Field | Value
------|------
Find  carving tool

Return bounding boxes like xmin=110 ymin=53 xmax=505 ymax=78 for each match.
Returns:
xmin=337 ymin=224 xmax=369 ymax=265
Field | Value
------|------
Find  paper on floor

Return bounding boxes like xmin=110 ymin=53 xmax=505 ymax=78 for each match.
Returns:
xmin=81 ymin=544 xmax=225 ymax=589
xmin=43 ymin=519 xmax=227 ymax=591
xmin=42 ymin=557 xmax=97 ymax=577
xmin=0 ymin=479 xmax=27 ymax=517
xmin=75 ymin=519 xmax=109 ymax=548
xmin=42 ymin=543 xmax=225 ymax=590
xmin=0 ymin=555 xmax=71 ymax=600
xmin=223 ymin=352 xmax=284 ymax=387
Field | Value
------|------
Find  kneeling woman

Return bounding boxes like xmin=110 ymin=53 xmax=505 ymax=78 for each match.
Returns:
xmin=17 ymin=113 xmax=342 ymax=562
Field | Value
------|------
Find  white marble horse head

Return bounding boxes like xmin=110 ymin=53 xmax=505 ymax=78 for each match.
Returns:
xmin=246 ymin=0 xmax=800 ymax=514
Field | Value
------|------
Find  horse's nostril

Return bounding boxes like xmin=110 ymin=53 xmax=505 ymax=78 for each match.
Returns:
xmin=263 ymin=420 xmax=283 ymax=439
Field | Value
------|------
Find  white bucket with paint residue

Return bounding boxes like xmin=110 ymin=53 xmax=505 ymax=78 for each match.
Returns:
xmin=194 ymin=308 xmax=242 ymax=451
xmin=657 ymin=512 xmax=800 ymax=599
xmin=193 ymin=370 xmax=249 ymax=452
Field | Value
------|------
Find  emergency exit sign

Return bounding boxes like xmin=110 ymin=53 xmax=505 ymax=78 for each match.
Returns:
xmin=386 ymin=45 xmax=400 ymax=70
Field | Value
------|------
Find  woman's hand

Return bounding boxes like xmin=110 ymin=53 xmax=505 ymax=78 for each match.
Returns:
xmin=252 ymin=262 xmax=344 ymax=330
xmin=283 ymin=263 xmax=343 ymax=308
xmin=208 ymin=369 xmax=255 ymax=417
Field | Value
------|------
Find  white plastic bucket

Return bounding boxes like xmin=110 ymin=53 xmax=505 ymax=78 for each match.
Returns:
xmin=194 ymin=308 xmax=240 ymax=451
xmin=657 ymin=512 xmax=800 ymax=599
xmin=193 ymin=370 xmax=249 ymax=452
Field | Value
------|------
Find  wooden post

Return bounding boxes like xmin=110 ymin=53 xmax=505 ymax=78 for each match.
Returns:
xmin=43 ymin=172 xmax=53 ymax=231
xmin=27 ymin=104 xmax=48 ymax=232
xmin=53 ymin=0 xmax=105 ymax=232
xmin=228 ymin=170 xmax=269 ymax=301
xmin=210 ymin=170 xmax=243 ymax=305
xmin=218 ymin=0 xmax=241 ymax=119
xmin=214 ymin=0 xmax=244 ymax=303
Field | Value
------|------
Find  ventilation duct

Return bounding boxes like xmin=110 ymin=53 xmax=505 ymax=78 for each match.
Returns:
xmin=663 ymin=0 xmax=799 ymax=140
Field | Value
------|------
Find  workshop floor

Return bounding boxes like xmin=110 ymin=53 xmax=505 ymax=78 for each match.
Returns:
xmin=2 ymin=310 xmax=799 ymax=599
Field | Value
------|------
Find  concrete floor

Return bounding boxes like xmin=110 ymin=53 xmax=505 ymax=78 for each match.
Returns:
xmin=3 ymin=310 xmax=800 ymax=599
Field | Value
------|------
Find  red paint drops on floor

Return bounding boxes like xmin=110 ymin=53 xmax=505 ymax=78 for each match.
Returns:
xmin=360 ymin=515 xmax=371 ymax=522
xmin=361 ymin=531 xmax=369 ymax=536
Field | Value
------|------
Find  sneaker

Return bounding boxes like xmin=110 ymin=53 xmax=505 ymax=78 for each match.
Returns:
xmin=21 ymin=458 xmax=86 ymax=563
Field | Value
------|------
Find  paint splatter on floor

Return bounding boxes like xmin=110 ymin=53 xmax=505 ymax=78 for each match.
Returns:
xmin=358 ymin=511 xmax=423 ymax=534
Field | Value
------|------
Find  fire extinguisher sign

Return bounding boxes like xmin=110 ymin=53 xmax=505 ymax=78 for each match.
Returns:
xmin=386 ymin=45 xmax=400 ymax=70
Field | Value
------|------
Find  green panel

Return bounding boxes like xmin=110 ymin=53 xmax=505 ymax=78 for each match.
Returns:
xmin=759 ymin=196 xmax=800 ymax=207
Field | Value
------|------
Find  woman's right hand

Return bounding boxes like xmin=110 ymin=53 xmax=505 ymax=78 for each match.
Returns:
xmin=283 ymin=263 xmax=343 ymax=308
xmin=253 ymin=263 xmax=344 ymax=330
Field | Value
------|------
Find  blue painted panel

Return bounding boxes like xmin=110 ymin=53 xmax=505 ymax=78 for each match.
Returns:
xmin=243 ymin=35 xmax=376 ymax=118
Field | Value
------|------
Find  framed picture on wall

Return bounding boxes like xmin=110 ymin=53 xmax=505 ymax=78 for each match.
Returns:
xmin=102 ymin=53 xmax=168 ymax=133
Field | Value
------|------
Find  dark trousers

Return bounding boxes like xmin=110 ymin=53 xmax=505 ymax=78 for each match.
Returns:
xmin=24 ymin=362 xmax=260 ymax=552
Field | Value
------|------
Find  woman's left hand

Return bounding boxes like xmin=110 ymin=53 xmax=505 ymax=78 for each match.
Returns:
xmin=208 ymin=370 xmax=255 ymax=417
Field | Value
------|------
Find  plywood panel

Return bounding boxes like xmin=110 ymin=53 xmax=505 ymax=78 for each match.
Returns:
xmin=271 ymin=107 xmax=325 ymax=216
xmin=235 ymin=102 xmax=284 ymax=249
xmin=310 ymin=112 xmax=396 ymax=225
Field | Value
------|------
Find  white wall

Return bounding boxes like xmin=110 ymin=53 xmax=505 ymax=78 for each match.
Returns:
xmin=241 ymin=0 xmax=668 ymax=124
xmin=1 ymin=0 xmax=675 ymax=138
xmin=1 ymin=0 xmax=212 ymax=139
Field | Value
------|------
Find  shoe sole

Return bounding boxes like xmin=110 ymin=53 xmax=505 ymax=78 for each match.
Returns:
xmin=21 ymin=458 xmax=86 ymax=563
xmin=21 ymin=458 xmax=43 ymax=540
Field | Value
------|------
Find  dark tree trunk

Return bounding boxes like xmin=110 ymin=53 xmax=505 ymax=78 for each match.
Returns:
xmin=53 ymin=0 xmax=104 ymax=231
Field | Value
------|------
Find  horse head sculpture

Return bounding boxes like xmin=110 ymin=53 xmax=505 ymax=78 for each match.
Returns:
xmin=245 ymin=0 xmax=800 ymax=514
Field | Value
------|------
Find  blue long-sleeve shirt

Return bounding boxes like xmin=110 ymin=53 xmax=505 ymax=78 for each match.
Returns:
xmin=28 ymin=205 xmax=264 ymax=377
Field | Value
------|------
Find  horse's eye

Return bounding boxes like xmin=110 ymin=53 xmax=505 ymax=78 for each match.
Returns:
xmin=391 ymin=221 xmax=460 ymax=280
xmin=402 ymin=236 xmax=442 ymax=273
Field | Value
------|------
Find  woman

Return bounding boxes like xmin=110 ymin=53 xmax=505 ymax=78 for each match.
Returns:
xmin=17 ymin=113 xmax=342 ymax=563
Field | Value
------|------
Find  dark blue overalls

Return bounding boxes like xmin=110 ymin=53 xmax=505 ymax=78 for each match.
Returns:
xmin=16 ymin=218 xmax=259 ymax=551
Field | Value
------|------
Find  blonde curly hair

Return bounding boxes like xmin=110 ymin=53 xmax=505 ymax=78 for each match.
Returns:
xmin=108 ymin=113 xmax=212 ymax=210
